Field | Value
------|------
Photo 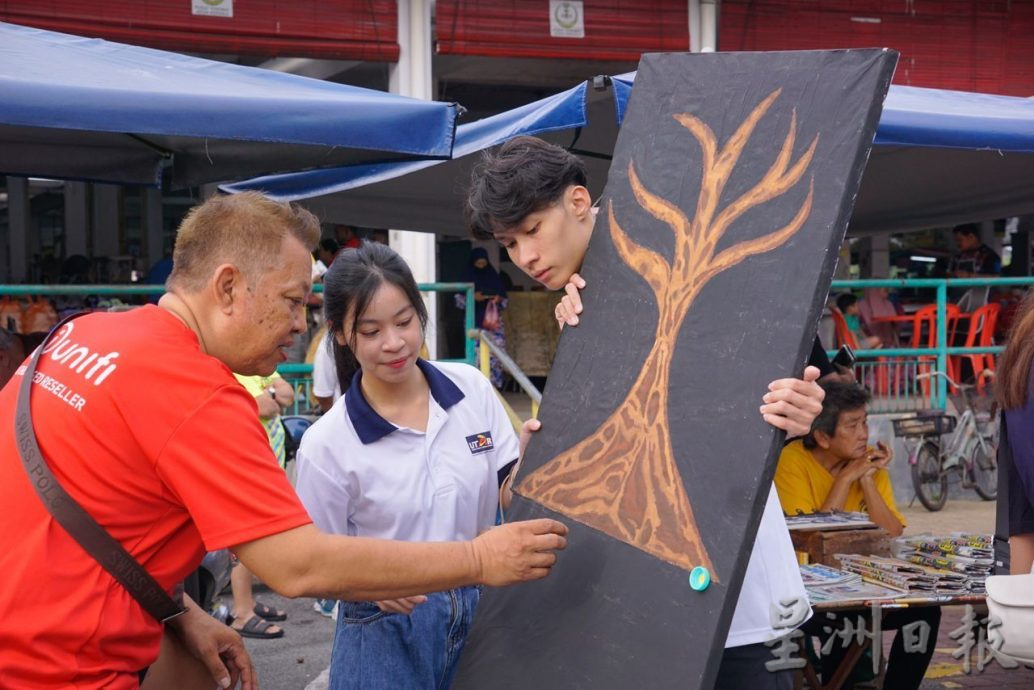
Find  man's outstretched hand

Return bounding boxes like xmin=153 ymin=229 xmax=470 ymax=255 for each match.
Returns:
xmin=471 ymin=519 xmax=568 ymax=587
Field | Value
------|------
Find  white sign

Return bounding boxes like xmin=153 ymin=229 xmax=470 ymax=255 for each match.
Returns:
xmin=550 ymin=0 xmax=584 ymax=38
xmin=192 ymin=0 xmax=233 ymax=18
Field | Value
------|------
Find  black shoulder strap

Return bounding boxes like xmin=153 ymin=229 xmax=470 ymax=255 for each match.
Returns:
xmin=15 ymin=314 xmax=184 ymax=623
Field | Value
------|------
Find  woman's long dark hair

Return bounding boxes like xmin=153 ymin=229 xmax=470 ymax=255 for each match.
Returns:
xmin=996 ymin=289 xmax=1034 ymax=410
xmin=322 ymin=242 xmax=428 ymax=395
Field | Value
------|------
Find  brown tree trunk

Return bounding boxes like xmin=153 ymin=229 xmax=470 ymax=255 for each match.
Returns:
xmin=518 ymin=330 xmax=715 ymax=574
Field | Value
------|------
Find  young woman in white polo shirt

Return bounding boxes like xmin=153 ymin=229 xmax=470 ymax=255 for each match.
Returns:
xmin=295 ymin=243 xmax=524 ymax=690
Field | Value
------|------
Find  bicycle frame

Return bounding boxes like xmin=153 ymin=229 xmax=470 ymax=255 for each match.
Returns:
xmin=898 ymin=369 xmax=998 ymax=511
xmin=941 ymin=409 xmax=976 ymax=472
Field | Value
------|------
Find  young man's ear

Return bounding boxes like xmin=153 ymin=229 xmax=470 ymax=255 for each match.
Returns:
xmin=566 ymin=185 xmax=593 ymax=220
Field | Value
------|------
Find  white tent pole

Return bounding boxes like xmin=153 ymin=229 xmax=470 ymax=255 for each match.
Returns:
xmin=390 ymin=0 xmax=439 ymax=358
xmin=700 ymin=0 xmax=718 ymax=53
xmin=688 ymin=0 xmax=701 ymax=53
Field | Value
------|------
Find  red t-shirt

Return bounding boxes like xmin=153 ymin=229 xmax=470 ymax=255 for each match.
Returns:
xmin=0 ymin=306 xmax=312 ymax=688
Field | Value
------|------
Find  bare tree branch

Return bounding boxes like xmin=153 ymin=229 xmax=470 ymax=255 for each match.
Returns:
xmin=673 ymin=112 xmax=719 ymax=234
xmin=706 ymin=177 xmax=815 ymax=280
xmin=708 ymin=120 xmax=818 ymax=245
xmin=628 ymin=162 xmax=690 ymax=241
xmin=609 ymin=200 xmax=671 ymax=297
xmin=711 ymin=89 xmax=782 ymax=184
xmin=673 ymin=89 xmax=780 ymax=235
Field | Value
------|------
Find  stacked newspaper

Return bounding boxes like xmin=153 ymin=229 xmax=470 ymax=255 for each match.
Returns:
xmin=892 ymin=534 xmax=993 ymax=593
xmin=835 ymin=553 xmax=967 ymax=594
xmin=799 ymin=563 xmax=903 ymax=604
xmin=799 ymin=563 xmax=861 ymax=587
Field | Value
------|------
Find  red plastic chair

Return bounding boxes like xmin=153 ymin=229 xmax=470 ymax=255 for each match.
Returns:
xmin=908 ymin=304 xmax=960 ymax=397
xmin=832 ymin=307 xmax=895 ymax=394
xmin=830 ymin=307 xmax=859 ymax=350
xmin=952 ymin=303 xmax=1000 ymax=393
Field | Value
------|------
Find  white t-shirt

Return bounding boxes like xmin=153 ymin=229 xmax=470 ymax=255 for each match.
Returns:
xmin=296 ymin=360 xmax=519 ymax=542
xmin=724 ymin=484 xmax=811 ymax=648
xmin=311 ymin=340 xmax=341 ymax=402
xmin=312 ymin=259 xmax=328 ymax=281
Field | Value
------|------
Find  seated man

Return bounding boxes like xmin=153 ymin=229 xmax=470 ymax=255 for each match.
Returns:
xmin=775 ymin=382 xmax=938 ymax=690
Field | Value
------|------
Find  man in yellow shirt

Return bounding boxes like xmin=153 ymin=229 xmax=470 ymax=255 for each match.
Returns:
xmin=775 ymin=382 xmax=904 ymax=536
xmin=776 ymin=382 xmax=939 ymax=690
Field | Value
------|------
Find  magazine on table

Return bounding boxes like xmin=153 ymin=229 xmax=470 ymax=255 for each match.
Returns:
xmin=799 ymin=563 xmax=861 ymax=587
xmin=805 ymin=580 xmax=905 ymax=604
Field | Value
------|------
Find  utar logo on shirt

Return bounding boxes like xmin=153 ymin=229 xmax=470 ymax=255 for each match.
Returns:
xmin=465 ymin=431 xmax=494 ymax=455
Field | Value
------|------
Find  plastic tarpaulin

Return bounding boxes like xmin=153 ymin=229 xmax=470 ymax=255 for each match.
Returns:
xmin=856 ymin=85 xmax=1034 ymax=234
xmin=227 ymin=68 xmax=1034 ymax=235
xmin=0 ymin=21 xmax=457 ymax=188
xmin=226 ymin=75 xmax=631 ymax=233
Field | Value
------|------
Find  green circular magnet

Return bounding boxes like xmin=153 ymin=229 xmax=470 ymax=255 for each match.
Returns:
xmin=689 ymin=566 xmax=711 ymax=592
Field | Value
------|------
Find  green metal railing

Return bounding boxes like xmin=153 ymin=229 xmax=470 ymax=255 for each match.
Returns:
xmin=830 ymin=277 xmax=1034 ymax=410
xmin=7 ymin=277 xmax=1034 ymax=413
xmin=470 ymin=327 xmax=543 ymax=428
xmin=0 ymin=282 xmax=477 ymax=415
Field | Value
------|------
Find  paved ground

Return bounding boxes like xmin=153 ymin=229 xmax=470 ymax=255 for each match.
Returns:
xmin=232 ymin=585 xmax=334 ymax=689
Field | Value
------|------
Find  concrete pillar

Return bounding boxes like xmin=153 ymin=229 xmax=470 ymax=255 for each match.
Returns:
xmin=144 ymin=188 xmax=165 ymax=269
xmin=390 ymin=0 xmax=438 ymax=357
xmin=854 ymin=236 xmax=871 ymax=278
xmin=92 ymin=183 xmax=121 ymax=258
xmin=870 ymin=232 xmax=891 ymax=278
xmin=199 ymin=183 xmax=221 ymax=200
xmin=980 ymin=219 xmax=1000 ymax=257
xmin=1014 ymin=216 xmax=1033 ymax=276
xmin=7 ymin=176 xmax=30 ymax=283
xmin=64 ymin=181 xmax=89 ymax=258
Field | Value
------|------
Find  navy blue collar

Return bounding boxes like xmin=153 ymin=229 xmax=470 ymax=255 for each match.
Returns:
xmin=345 ymin=359 xmax=465 ymax=445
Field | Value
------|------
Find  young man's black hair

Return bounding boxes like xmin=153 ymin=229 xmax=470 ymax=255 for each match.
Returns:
xmin=466 ymin=136 xmax=587 ymax=240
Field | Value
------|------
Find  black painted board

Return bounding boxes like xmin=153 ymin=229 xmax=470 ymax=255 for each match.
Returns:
xmin=455 ymin=49 xmax=898 ymax=690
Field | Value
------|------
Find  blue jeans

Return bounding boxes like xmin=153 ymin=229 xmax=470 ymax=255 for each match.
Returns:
xmin=328 ymin=587 xmax=480 ymax=690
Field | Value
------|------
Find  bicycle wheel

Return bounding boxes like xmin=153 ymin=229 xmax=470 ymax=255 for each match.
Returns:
xmin=969 ymin=438 xmax=997 ymax=501
xmin=911 ymin=440 xmax=948 ymax=511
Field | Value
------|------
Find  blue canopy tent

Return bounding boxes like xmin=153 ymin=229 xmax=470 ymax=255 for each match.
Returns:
xmin=0 ymin=21 xmax=458 ymax=189
xmin=226 ymin=70 xmax=1034 ymax=236
xmin=224 ymin=75 xmax=630 ymax=233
